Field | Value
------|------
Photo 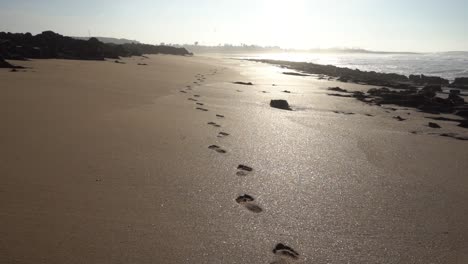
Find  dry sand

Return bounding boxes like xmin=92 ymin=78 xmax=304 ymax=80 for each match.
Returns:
xmin=1 ymin=55 xmax=467 ymax=264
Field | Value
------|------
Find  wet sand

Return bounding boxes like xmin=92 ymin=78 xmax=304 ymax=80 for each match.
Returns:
xmin=1 ymin=55 xmax=467 ymax=263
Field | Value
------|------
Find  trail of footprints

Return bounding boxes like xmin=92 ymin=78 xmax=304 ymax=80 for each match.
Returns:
xmin=178 ymin=70 xmax=301 ymax=262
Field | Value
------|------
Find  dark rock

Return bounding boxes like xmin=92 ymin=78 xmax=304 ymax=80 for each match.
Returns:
xmin=393 ymin=116 xmax=406 ymax=121
xmin=450 ymin=89 xmax=461 ymax=95
xmin=422 ymin=84 xmax=442 ymax=93
xmin=409 ymin=74 xmax=450 ymax=86
xmin=428 ymin=122 xmax=441 ymax=128
xmin=449 ymin=77 xmax=468 ymax=89
xmin=282 ymin=72 xmax=309 ymax=76
xmin=425 ymin=116 xmax=463 ymax=122
xmin=440 ymin=133 xmax=468 ymax=141
xmin=328 ymin=93 xmax=353 ymax=98
xmin=270 ymin=99 xmax=292 ymax=110
xmin=233 ymin=81 xmax=253 ymax=85
xmin=456 ymin=110 xmax=468 ymax=118
xmin=328 ymin=87 xmax=349 ymax=93
xmin=458 ymin=120 xmax=468 ymax=128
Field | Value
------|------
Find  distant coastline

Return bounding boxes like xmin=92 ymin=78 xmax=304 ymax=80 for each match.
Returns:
xmin=0 ymin=31 xmax=191 ymax=66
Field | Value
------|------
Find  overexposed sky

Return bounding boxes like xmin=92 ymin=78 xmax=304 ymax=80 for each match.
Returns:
xmin=1 ymin=0 xmax=467 ymax=52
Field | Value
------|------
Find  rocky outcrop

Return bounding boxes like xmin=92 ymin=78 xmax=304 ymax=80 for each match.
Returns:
xmin=409 ymin=74 xmax=450 ymax=86
xmin=449 ymin=77 xmax=468 ymax=89
xmin=251 ymin=59 xmax=453 ymax=89
xmin=0 ymin=31 xmax=192 ymax=61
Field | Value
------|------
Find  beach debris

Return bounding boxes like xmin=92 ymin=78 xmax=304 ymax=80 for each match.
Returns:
xmin=428 ymin=122 xmax=441 ymax=128
xmin=270 ymin=99 xmax=292 ymax=110
xmin=233 ymin=81 xmax=253 ymax=85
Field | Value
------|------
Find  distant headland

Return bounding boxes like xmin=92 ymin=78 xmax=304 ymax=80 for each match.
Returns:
xmin=0 ymin=31 xmax=192 ymax=65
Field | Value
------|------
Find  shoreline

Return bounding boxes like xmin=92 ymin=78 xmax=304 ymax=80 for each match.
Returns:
xmin=247 ymin=58 xmax=468 ymax=89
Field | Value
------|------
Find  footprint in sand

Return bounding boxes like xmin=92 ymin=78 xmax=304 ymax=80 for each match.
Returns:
xmin=196 ymin=107 xmax=209 ymax=112
xmin=235 ymin=194 xmax=262 ymax=213
xmin=208 ymin=122 xmax=221 ymax=128
xmin=271 ymin=243 xmax=300 ymax=263
xmin=217 ymin=132 xmax=230 ymax=138
xmin=180 ymin=90 xmax=187 ymax=93
xmin=196 ymin=102 xmax=204 ymax=106
xmin=236 ymin=164 xmax=253 ymax=176
xmin=188 ymin=98 xmax=198 ymax=101
xmin=208 ymin=145 xmax=227 ymax=154
xmin=216 ymin=114 xmax=225 ymax=118
xmin=194 ymin=95 xmax=201 ymax=98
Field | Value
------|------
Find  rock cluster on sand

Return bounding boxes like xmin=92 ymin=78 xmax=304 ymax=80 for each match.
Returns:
xmin=327 ymin=85 xmax=468 ymax=124
xmin=0 ymin=31 xmax=192 ymax=61
xmin=270 ymin=100 xmax=292 ymax=110
xmin=363 ymin=86 xmax=467 ymax=115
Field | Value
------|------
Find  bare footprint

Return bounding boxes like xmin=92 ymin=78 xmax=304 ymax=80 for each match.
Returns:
xmin=188 ymin=98 xmax=197 ymax=101
xmin=235 ymin=194 xmax=262 ymax=213
xmin=271 ymin=243 xmax=300 ymax=263
xmin=208 ymin=145 xmax=227 ymax=154
xmin=180 ymin=90 xmax=187 ymax=93
xmin=217 ymin=132 xmax=230 ymax=138
xmin=194 ymin=95 xmax=201 ymax=98
xmin=236 ymin=164 xmax=253 ymax=176
xmin=196 ymin=107 xmax=209 ymax=112
xmin=216 ymin=114 xmax=225 ymax=118
xmin=208 ymin=122 xmax=221 ymax=128
xmin=196 ymin=102 xmax=204 ymax=106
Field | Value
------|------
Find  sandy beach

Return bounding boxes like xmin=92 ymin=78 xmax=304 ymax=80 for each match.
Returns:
xmin=1 ymin=55 xmax=467 ymax=263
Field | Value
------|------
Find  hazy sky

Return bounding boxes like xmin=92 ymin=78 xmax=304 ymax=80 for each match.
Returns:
xmin=1 ymin=0 xmax=467 ymax=52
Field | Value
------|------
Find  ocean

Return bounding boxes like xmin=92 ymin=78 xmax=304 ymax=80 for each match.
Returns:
xmin=233 ymin=52 xmax=468 ymax=81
